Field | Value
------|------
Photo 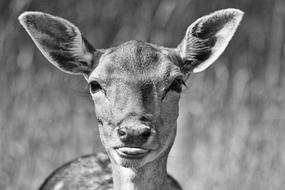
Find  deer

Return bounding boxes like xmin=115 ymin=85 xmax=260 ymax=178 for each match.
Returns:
xmin=18 ymin=8 xmax=243 ymax=190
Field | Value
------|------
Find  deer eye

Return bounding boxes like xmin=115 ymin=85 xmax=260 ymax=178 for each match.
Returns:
xmin=89 ymin=81 xmax=103 ymax=94
xmin=162 ymin=77 xmax=186 ymax=100
xmin=167 ymin=78 xmax=185 ymax=93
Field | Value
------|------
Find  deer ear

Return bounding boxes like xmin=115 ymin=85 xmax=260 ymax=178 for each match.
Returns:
xmin=18 ymin=11 xmax=99 ymax=76
xmin=177 ymin=9 xmax=244 ymax=73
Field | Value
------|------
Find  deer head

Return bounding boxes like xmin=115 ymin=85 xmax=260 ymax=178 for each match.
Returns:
xmin=18 ymin=9 xmax=243 ymax=170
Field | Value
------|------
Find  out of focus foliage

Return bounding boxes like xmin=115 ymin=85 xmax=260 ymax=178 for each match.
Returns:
xmin=0 ymin=0 xmax=285 ymax=190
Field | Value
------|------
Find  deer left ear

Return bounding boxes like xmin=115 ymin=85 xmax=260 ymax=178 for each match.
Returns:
xmin=18 ymin=12 xmax=100 ymax=76
xmin=177 ymin=9 xmax=244 ymax=73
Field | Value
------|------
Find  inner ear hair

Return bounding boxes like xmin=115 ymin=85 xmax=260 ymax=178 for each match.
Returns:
xmin=18 ymin=11 xmax=97 ymax=75
xmin=178 ymin=8 xmax=244 ymax=73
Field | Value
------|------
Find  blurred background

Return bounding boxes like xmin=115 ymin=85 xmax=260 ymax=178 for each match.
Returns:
xmin=0 ymin=0 xmax=285 ymax=189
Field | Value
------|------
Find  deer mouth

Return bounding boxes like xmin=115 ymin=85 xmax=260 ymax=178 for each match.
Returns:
xmin=115 ymin=147 xmax=150 ymax=159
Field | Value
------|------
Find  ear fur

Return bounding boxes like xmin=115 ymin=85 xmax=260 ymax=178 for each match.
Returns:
xmin=178 ymin=8 xmax=244 ymax=73
xmin=18 ymin=11 xmax=97 ymax=75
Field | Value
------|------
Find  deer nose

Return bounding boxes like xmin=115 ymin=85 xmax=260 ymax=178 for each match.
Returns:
xmin=117 ymin=125 xmax=152 ymax=145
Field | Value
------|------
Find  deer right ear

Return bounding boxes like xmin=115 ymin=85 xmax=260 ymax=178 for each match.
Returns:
xmin=177 ymin=9 xmax=244 ymax=73
xmin=18 ymin=12 xmax=101 ymax=76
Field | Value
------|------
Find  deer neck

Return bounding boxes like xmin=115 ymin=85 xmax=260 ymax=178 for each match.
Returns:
xmin=111 ymin=153 xmax=170 ymax=190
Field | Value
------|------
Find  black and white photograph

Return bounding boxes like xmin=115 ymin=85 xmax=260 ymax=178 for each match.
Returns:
xmin=0 ymin=0 xmax=284 ymax=190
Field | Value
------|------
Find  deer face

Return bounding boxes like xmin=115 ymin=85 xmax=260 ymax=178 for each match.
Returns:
xmin=18 ymin=9 xmax=243 ymax=168
xmin=88 ymin=41 xmax=183 ymax=167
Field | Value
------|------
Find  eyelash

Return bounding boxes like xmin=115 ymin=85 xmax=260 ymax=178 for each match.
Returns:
xmin=167 ymin=78 xmax=186 ymax=93
xmin=162 ymin=78 xmax=186 ymax=100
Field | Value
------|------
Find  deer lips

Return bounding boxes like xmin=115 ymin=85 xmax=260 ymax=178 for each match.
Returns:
xmin=115 ymin=147 xmax=150 ymax=159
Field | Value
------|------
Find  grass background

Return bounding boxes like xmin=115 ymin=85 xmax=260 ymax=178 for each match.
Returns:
xmin=1 ymin=0 xmax=285 ymax=189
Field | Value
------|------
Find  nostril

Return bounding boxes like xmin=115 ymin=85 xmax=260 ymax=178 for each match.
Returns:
xmin=118 ymin=127 xmax=133 ymax=143
xmin=141 ymin=128 xmax=151 ymax=140
xmin=117 ymin=127 xmax=127 ymax=137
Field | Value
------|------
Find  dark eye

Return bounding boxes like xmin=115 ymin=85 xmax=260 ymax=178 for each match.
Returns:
xmin=162 ymin=78 xmax=186 ymax=100
xmin=167 ymin=78 xmax=185 ymax=93
xmin=89 ymin=81 xmax=103 ymax=94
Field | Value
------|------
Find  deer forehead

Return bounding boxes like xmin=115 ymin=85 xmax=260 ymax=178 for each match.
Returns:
xmin=89 ymin=40 xmax=183 ymax=86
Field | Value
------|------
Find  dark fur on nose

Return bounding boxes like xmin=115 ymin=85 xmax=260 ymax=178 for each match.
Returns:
xmin=117 ymin=125 xmax=152 ymax=145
